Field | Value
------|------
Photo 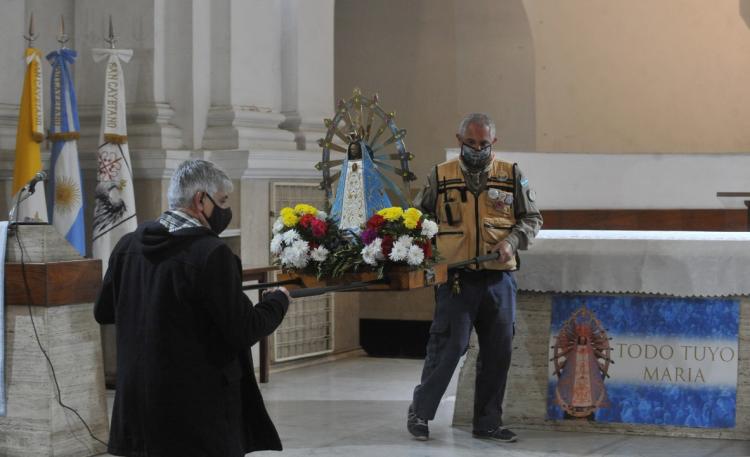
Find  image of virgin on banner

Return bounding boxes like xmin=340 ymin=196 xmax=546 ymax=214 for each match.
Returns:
xmin=547 ymin=295 xmax=739 ymax=428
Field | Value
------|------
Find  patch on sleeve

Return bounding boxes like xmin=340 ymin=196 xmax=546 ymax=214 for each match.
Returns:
xmin=521 ymin=177 xmax=529 ymax=187
xmin=527 ymin=189 xmax=536 ymax=202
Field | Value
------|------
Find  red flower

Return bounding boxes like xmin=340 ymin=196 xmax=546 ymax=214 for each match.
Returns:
xmin=299 ymin=214 xmax=316 ymax=228
xmin=381 ymin=235 xmax=394 ymax=256
xmin=367 ymin=214 xmax=386 ymax=230
xmin=420 ymin=241 xmax=433 ymax=259
xmin=311 ymin=219 xmax=328 ymax=238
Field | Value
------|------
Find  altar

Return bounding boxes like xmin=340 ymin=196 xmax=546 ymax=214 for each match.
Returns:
xmin=453 ymin=230 xmax=750 ymax=439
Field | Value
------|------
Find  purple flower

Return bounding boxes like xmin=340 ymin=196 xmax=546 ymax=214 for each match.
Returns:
xmin=361 ymin=228 xmax=378 ymax=245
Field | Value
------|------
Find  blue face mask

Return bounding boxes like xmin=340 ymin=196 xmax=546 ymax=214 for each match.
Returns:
xmin=460 ymin=143 xmax=492 ymax=172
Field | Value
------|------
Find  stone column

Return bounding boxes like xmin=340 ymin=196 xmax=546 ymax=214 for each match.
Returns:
xmin=279 ymin=0 xmax=335 ymax=150
xmin=203 ymin=0 xmax=297 ymax=151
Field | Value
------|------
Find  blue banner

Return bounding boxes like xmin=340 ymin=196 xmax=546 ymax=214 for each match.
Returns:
xmin=547 ymin=295 xmax=739 ymax=428
xmin=46 ymin=48 xmax=85 ymax=256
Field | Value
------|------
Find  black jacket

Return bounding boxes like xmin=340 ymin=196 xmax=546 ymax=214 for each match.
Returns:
xmin=95 ymin=221 xmax=289 ymax=457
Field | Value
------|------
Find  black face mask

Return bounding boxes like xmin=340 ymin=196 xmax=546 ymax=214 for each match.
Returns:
xmin=202 ymin=192 xmax=232 ymax=235
xmin=460 ymin=142 xmax=492 ymax=172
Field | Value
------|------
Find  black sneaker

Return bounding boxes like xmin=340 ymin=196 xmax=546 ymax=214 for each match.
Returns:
xmin=407 ymin=404 xmax=429 ymax=441
xmin=472 ymin=426 xmax=517 ymax=443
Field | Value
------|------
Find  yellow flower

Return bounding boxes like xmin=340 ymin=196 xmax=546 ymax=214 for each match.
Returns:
xmin=377 ymin=206 xmax=404 ymax=221
xmin=294 ymin=203 xmax=318 ymax=216
xmin=280 ymin=207 xmax=299 ymax=227
xmin=282 ymin=212 xmax=299 ymax=227
xmin=403 ymin=207 xmax=422 ymax=229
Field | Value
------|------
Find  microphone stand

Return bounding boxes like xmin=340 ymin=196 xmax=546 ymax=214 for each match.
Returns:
xmin=8 ymin=180 xmax=49 ymax=238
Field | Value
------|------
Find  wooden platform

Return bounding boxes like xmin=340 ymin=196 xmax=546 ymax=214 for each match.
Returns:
xmin=278 ymin=263 xmax=448 ymax=291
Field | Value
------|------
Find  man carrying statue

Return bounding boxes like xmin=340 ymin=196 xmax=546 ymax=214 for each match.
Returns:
xmin=407 ymin=112 xmax=543 ymax=443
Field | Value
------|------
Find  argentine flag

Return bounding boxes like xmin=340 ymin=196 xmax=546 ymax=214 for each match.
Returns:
xmin=47 ymin=48 xmax=85 ymax=256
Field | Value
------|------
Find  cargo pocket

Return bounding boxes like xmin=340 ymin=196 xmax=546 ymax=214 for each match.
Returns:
xmin=435 ymin=229 xmax=464 ymax=262
xmin=424 ymin=319 xmax=451 ymax=371
xmin=481 ymin=217 xmax=512 ymax=255
xmin=439 ymin=200 xmax=463 ymax=226
xmin=429 ymin=318 xmax=450 ymax=335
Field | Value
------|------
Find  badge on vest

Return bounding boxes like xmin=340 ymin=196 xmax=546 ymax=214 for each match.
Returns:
xmin=488 ymin=188 xmax=513 ymax=211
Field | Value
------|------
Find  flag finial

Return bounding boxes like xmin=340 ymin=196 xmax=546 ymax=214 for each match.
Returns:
xmin=24 ymin=12 xmax=38 ymax=47
xmin=105 ymin=15 xmax=117 ymax=49
xmin=57 ymin=15 xmax=69 ymax=48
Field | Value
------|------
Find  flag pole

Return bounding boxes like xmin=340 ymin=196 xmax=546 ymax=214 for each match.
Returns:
xmin=57 ymin=15 xmax=69 ymax=49
xmin=23 ymin=12 xmax=37 ymax=47
xmin=104 ymin=15 xmax=117 ymax=49
xmin=8 ymin=13 xmax=36 ymax=224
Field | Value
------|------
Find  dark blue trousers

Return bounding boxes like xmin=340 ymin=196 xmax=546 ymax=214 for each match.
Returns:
xmin=412 ymin=269 xmax=516 ymax=431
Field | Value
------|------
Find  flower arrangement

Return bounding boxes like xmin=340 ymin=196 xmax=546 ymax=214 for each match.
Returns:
xmin=359 ymin=206 xmax=439 ymax=270
xmin=270 ymin=204 xmax=344 ymax=277
xmin=271 ymin=203 xmax=440 ymax=283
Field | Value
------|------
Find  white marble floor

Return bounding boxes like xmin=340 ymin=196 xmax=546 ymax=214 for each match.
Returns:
xmin=101 ymin=357 xmax=750 ymax=457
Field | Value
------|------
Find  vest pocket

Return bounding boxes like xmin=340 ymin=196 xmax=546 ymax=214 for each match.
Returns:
xmin=436 ymin=230 xmax=464 ymax=263
xmin=439 ymin=200 xmax=463 ymax=226
xmin=437 ymin=230 xmax=464 ymax=235
xmin=485 ymin=190 xmax=513 ymax=217
xmin=481 ymin=218 xmax=512 ymax=254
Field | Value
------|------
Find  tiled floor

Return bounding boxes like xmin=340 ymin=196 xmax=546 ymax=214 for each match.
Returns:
xmin=101 ymin=357 xmax=750 ymax=456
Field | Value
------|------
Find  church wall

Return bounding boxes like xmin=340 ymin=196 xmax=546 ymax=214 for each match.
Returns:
xmin=526 ymin=0 xmax=750 ymax=154
xmin=336 ymin=0 xmax=750 ymax=175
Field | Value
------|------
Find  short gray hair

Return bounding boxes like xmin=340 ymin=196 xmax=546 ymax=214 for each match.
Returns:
xmin=167 ymin=159 xmax=234 ymax=210
xmin=458 ymin=112 xmax=496 ymax=139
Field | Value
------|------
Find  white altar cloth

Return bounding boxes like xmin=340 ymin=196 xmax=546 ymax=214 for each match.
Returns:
xmin=515 ymin=230 xmax=750 ymax=297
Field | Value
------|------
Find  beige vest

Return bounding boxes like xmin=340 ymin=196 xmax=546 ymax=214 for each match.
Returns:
xmin=434 ymin=158 xmax=517 ymax=271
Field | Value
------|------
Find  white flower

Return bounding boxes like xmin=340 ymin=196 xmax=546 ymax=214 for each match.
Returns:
xmin=289 ymin=239 xmax=310 ymax=257
xmin=272 ymin=217 xmax=285 ymax=235
xmin=361 ymin=238 xmax=384 ymax=266
xmin=310 ymin=246 xmax=329 ymax=262
xmin=420 ymin=219 xmax=439 ymax=238
xmin=389 ymin=235 xmax=413 ymax=262
xmin=406 ymin=244 xmax=425 ymax=266
xmin=362 ymin=253 xmax=377 ymax=266
xmin=280 ymin=239 xmax=310 ymax=269
xmin=316 ymin=211 xmax=327 ymax=221
xmin=279 ymin=247 xmax=295 ymax=267
xmin=282 ymin=229 xmax=301 ymax=244
xmin=270 ymin=233 xmax=284 ymax=255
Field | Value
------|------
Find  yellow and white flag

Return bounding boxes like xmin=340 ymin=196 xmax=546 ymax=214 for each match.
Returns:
xmin=12 ymin=47 xmax=47 ymax=222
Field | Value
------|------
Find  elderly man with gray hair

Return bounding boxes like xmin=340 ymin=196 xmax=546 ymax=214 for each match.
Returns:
xmin=407 ymin=113 xmax=542 ymax=443
xmin=95 ymin=159 xmax=290 ymax=457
